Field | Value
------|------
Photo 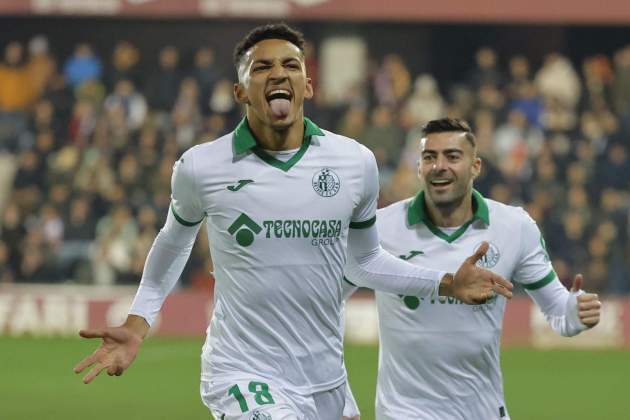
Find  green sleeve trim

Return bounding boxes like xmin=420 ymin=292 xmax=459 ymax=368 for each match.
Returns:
xmin=349 ymin=216 xmax=376 ymax=229
xmin=521 ymin=269 xmax=556 ymax=290
xmin=343 ymin=276 xmax=357 ymax=287
xmin=171 ymin=203 xmax=204 ymax=227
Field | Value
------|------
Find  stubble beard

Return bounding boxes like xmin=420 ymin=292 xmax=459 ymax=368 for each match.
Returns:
xmin=427 ymin=180 xmax=469 ymax=215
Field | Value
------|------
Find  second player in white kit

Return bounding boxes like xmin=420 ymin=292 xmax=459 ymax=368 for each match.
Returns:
xmin=346 ymin=118 xmax=602 ymax=420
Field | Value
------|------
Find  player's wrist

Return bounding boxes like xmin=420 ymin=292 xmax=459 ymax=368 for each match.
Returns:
xmin=438 ymin=273 xmax=455 ymax=297
xmin=123 ymin=314 xmax=150 ymax=339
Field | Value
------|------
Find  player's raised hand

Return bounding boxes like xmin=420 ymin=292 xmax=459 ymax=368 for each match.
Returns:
xmin=570 ymin=273 xmax=601 ymax=328
xmin=74 ymin=316 xmax=147 ymax=384
xmin=444 ymin=241 xmax=513 ymax=304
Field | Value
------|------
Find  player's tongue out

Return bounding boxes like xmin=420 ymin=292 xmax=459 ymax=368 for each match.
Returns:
xmin=269 ymin=98 xmax=291 ymax=118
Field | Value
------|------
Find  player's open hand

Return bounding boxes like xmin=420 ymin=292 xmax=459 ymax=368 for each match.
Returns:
xmin=570 ymin=274 xmax=601 ymax=328
xmin=448 ymin=241 xmax=513 ymax=304
xmin=73 ymin=325 xmax=143 ymax=384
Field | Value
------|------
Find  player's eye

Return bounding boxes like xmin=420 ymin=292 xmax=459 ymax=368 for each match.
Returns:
xmin=285 ymin=62 xmax=300 ymax=69
xmin=422 ymin=155 xmax=435 ymax=162
xmin=252 ymin=65 xmax=270 ymax=72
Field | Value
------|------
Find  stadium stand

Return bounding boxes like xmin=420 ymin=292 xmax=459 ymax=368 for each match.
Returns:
xmin=0 ymin=33 xmax=628 ymax=293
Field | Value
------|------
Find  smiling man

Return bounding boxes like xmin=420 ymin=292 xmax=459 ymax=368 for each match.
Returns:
xmin=346 ymin=118 xmax=602 ymax=419
xmin=73 ymin=25 xmax=513 ymax=420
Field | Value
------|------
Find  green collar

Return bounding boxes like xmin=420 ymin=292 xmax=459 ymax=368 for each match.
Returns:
xmin=233 ymin=117 xmax=325 ymax=155
xmin=406 ymin=189 xmax=490 ymax=243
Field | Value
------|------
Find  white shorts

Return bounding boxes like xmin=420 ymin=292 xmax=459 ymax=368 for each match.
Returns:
xmin=201 ymin=377 xmax=345 ymax=420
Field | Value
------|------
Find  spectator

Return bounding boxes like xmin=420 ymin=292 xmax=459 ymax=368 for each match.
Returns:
xmin=92 ymin=205 xmax=138 ymax=285
xmin=535 ymin=53 xmax=581 ymax=109
xmin=360 ymin=105 xmax=405 ymax=171
xmin=506 ymin=55 xmax=531 ymax=100
xmin=493 ymin=109 xmax=543 ymax=180
xmin=373 ymin=54 xmax=411 ymax=107
xmin=337 ymin=104 xmax=367 ymax=141
xmin=172 ymin=77 xmax=202 ymax=149
xmin=59 ymin=196 xmax=95 ymax=281
xmin=107 ymin=40 xmax=140 ymax=90
xmin=103 ymin=79 xmax=147 ymax=131
xmin=208 ymin=78 xmax=239 ymax=127
xmin=63 ymin=43 xmax=103 ymax=88
xmin=403 ymin=74 xmax=445 ymax=126
xmin=582 ymin=55 xmax=614 ymax=111
xmin=0 ymin=42 xmax=34 ymax=112
xmin=145 ymin=46 xmax=181 ymax=120
xmin=0 ymin=240 xmax=14 ymax=283
xmin=25 ymin=35 xmax=55 ymax=101
xmin=0 ymin=42 xmax=33 ymax=151
xmin=509 ymin=81 xmax=544 ymax=130
xmin=612 ymin=45 xmax=630 ymax=132
xmin=191 ymin=47 xmax=220 ymax=116
xmin=593 ymin=142 xmax=630 ymax=193
xmin=468 ymin=47 xmax=503 ymax=89
xmin=1 ymin=203 xmax=26 ymax=275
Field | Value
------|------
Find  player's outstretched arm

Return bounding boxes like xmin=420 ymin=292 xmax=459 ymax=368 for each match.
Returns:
xmin=526 ymin=273 xmax=601 ymax=337
xmin=439 ymin=241 xmax=514 ymax=304
xmin=73 ymin=315 xmax=149 ymax=384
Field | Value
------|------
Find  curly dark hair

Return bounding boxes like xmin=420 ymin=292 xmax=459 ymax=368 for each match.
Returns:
xmin=233 ymin=23 xmax=306 ymax=70
xmin=421 ymin=118 xmax=476 ymax=149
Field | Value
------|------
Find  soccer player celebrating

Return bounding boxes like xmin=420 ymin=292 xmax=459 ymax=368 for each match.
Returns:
xmin=73 ymin=25 xmax=512 ymax=419
xmin=346 ymin=118 xmax=602 ymax=420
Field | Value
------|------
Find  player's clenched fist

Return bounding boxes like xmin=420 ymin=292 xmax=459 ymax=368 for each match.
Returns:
xmin=440 ymin=241 xmax=514 ymax=304
xmin=571 ymin=273 xmax=601 ymax=328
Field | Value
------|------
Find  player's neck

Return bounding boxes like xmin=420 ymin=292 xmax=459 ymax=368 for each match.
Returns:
xmin=247 ymin=111 xmax=305 ymax=151
xmin=425 ymin=193 xmax=474 ymax=227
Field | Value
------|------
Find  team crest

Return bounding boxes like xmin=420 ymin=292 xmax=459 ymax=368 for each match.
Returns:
xmin=250 ymin=410 xmax=272 ymax=420
xmin=474 ymin=241 xmax=501 ymax=268
xmin=312 ymin=168 xmax=341 ymax=197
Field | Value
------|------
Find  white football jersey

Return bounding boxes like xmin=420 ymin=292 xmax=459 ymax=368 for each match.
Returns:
xmin=374 ymin=190 xmax=554 ymax=420
xmin=171 ymin=118 xmax=378 ymax=395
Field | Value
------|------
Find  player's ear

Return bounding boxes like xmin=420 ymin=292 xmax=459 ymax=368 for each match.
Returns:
xmin=304 ymin=77 xmax=314 ymax=100
xmin=234 ymin=82 xmax=249 ymax=105
xmin=472 ymin=156 xmax=482 ymax=179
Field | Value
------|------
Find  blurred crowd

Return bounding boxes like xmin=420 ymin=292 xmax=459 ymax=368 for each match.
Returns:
xmin=0 ymin=34 xmax=628 ymax=293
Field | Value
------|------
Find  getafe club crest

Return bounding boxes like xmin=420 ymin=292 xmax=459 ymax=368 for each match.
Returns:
xmin=474 ymin=241 xmax=501 ymax=268
xmin=312 ymin=168 xmax=340 ymax=197
xmin=250 ymin=410 xmax=272 ymax=420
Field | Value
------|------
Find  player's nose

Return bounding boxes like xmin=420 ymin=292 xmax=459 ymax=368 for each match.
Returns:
xmin=269 ymin=62 xmax=288 ymax=79
xmin=432 ymin=155 xmax=448 ymax=171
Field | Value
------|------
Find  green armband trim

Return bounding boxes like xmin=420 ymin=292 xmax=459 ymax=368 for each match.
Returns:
xmin=521 ymin=269 xmax=556 ymax=290
xmin=349 ymin=216 xmax=376 ymax=229
xmin=171 ymin=203 xmax=204 ymax=227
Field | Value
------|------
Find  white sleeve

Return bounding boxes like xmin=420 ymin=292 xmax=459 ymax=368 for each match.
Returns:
xmin=526 ymin=279 xmax=587 ymax=337
xmin=512 ymin=208 xmax=554 ymax=288
xmin=170 ymin=150 xmax=205 ymax=226
xmin=344 ymin=223 xmax=446 ymax=297
xmin=350 ymin=145 xmax=379 ymax=227
xmin=128 ymin=210 xmax=201 ymax=326
xmin=128 ymin=150 xmax=204 ymax=326
xmin=344 ymin=144 xmax=445 ymax=296
xmin=514 ymin=208 xmax=587 ymax=337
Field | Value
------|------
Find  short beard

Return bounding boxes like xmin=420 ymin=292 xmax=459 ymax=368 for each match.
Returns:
xmin=433 ymin=192 xmax=466 ymax=215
